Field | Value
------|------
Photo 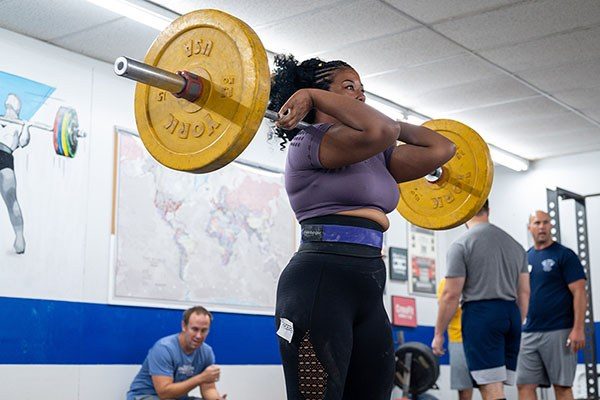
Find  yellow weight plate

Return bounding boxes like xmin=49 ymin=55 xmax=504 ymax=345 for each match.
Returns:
xmin=396 ymin=119 xmax=494 ymax=230
xmin=135 ymin=9 xmax=270 ymax=172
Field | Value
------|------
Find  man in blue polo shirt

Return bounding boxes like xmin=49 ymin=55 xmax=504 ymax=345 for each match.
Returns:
xmin=127 ymin=306 xmax=226 ymax=400
xmin=517 ymin=210 xmax=587 ymax=400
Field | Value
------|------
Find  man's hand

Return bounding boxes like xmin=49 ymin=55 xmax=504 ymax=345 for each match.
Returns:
xmin=431 ymin=333 xmax=446 ymax=356
xmin=198 ymin=365 xmax=221 ymax=384
xmin=567 ymin=327 xmax=585 ymax=352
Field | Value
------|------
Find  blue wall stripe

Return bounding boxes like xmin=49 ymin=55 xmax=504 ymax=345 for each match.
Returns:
xmin=1 ymin=297 xmax=598 ymax=365
xmin=0 ymin=297 xmax=280 ymax=365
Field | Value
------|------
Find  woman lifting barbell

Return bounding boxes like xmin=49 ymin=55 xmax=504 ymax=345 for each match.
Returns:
xmin=269 ymin=54 xmax=455 ymax=400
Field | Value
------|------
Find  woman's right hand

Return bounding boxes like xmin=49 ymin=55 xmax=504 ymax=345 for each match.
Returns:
xmin=276 ymin=89 xmax=314 ymax=130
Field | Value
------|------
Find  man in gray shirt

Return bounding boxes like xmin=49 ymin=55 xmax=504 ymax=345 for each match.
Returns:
xmin=432 ymin=200 xmax=530 ymax=400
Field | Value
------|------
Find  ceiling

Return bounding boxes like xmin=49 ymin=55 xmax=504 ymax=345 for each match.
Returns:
xmin=1 ymin=0 xmax=599 ymax=161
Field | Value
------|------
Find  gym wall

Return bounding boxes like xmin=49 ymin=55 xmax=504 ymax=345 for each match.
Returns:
xmin=1 ymin=24 xmax=598 ymax=400
xmin=0 ymin=26 xmax=288 ymax=400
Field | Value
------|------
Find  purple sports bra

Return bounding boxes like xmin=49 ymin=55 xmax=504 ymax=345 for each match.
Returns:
xmin=285 ymin=123 xmax=400 ymax=222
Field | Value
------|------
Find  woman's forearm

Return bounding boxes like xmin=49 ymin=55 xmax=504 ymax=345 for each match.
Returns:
xmin=398 ymin=122 xmax=452 ymax=149
xmin=308 ymin=89 xmax=398 ymax=141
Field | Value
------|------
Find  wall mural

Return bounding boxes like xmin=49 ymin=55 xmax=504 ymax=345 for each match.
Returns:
xmin=0 ymin=70 xmax=86 ymax=255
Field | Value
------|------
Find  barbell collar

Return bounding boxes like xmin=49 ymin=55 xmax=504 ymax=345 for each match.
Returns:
xmin=174 ymin=70 xmax=204 ymax=102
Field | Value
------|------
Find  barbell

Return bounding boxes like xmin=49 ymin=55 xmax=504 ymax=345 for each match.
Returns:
xmin=113 ymin=9 xmax=493 ymax=230
xmin=0 ymin=106 xmax=86 ymax=158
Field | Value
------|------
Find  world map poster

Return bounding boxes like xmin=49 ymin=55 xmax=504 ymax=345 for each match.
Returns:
xmin=112 ymin=129 xmax=295 ymax=313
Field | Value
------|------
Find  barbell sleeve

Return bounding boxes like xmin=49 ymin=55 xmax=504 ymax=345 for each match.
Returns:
xmin=114 ymin=57 xmax=186 ymax=95
xmin=114 ymin=56 xmax=310 ymax=130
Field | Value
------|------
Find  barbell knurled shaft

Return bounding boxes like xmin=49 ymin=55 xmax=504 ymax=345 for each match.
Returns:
xmin=264 ymin=109 xmax=309 ymax=130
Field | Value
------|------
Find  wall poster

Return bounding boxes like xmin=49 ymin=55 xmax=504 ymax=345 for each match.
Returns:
xmin=408 ymin=224 xmax=436 ymax=296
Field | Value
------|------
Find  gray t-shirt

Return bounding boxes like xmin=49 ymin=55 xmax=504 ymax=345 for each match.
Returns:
xmin=446 ymin=223 xmax=528 ymax=303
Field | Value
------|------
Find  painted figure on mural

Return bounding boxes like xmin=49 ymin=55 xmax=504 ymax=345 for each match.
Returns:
xmin=0 ymin=93 xmax=30 ymax=254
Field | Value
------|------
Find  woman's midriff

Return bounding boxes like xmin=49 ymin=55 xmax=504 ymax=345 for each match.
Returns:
xmin=335 ymin=208 xmax=389 ymax=231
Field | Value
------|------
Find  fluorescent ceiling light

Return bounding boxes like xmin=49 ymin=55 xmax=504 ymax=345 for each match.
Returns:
xmin=489 ymin=145 xmax=529 ymax=172
xmin=366 ymin=98 xmax=405 ymax=121
xmin=87 ymin=0 xmax=173 ymax=30
xmin=366 ymin=98 xmax=428 ymax=125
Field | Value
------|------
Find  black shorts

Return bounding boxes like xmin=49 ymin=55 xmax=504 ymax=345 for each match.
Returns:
xmin=275 ymin=215 xmax=395 ymax=400
xmin=0 ymin=149 xmax=14 ymax=171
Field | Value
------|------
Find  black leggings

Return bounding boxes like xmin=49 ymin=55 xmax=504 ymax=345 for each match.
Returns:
xmin=275 ymin=217 xmax=395 ymax=400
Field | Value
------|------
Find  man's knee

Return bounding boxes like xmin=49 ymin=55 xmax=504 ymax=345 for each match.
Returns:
xmin=479 ymin=381 xmax=504 ymax=400
xmin=553 ymin=384 xmax=573 ymax=399
xmin=518 ymin=383 xmax=538 ymax=392
xmin=458 ymin=388 xmax=473 ymax=400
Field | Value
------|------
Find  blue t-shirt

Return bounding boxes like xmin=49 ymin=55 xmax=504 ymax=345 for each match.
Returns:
xmin=127 ymin=334 xmax=215 ymax=400
xmin=523 ymin=242 xmax=586 ymax=332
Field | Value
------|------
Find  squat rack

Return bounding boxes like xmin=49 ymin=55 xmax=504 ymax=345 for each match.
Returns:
xmin=547 ymin=187 xmax=599 ymax=400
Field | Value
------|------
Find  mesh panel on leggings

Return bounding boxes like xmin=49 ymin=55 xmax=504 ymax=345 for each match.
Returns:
xmin=298 ymin=331 xmax=328 ymax=399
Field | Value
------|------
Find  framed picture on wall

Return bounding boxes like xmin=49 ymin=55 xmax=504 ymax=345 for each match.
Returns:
xmin=110 ymin=127 xmax=296 ymax=315
xmin=389 ymin=247 xmax=408 ymax=281
xmin=391 ymin=295 xmax=417 ymax=327
xmin=408 ymin=224 xmax=437 ymax=296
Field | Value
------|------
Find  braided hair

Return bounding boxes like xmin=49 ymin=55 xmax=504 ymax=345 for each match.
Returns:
xmin=268 ymin=54 xmax=352 ymax=148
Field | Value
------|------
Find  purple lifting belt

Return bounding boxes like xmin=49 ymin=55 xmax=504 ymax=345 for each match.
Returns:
xmin=301 ymin=224 xmax=383 ymax=248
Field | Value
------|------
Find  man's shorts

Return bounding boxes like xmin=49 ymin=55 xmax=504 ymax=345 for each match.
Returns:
xmin=449 ymin=341 xmax=473 ymax=390
xmin=516 ymin=328 xmax=577 ymax=387
xmin=0 ymin=149 xmax=14 ymax=171
xmin=462 ymin=299 xmax=522 ymax=385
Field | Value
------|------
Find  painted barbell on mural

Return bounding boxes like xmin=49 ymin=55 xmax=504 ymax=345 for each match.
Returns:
xmin=0 ymin=106 xmax=86 ymax=158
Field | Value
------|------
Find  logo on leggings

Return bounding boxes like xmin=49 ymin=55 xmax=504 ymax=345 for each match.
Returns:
xmin=302 ymin=225 xmax=323 ymax=242
xmin=276 ymin=318 xmax=294 ymax=343
xmin=541 ymin=258 xmax=555 ymax=272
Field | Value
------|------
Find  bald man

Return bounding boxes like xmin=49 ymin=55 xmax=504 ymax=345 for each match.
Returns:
xmin=516 ymin=210 xmax=587 ymax=400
